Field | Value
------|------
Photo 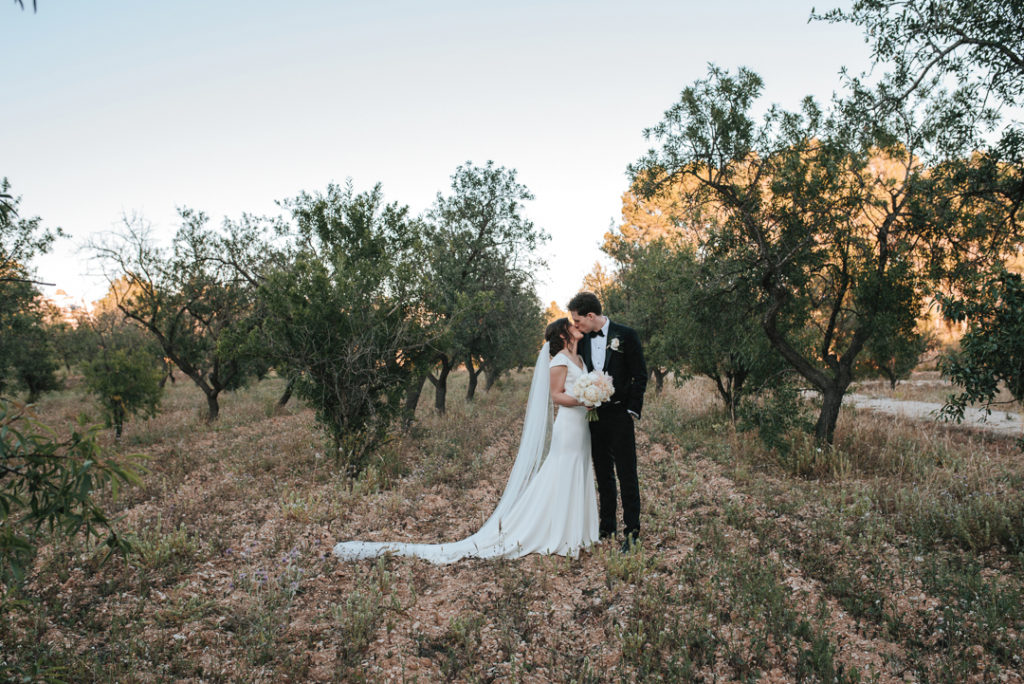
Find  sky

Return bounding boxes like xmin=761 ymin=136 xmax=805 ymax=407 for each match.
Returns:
xmin=2 ymin=0 xmax=872 ymax=309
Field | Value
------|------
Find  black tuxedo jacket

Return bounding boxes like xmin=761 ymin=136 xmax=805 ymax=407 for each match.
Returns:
xmin=580 ymin=320 xmax=648 ymax=419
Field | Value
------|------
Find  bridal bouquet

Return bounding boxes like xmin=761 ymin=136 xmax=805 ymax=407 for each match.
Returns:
xmin=572 ymin=370 xmax=614 ymax=422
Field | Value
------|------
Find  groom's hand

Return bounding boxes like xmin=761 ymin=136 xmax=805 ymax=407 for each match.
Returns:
xmin=628 ymin=410 xmax=639 ymax=420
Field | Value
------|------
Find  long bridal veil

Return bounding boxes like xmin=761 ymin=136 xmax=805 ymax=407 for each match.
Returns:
xmin=333 ymin=342 xmax=554 ymax=564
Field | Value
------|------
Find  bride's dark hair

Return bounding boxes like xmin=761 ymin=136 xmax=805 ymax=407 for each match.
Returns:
xmin=545 ymin=317 xmax=572 ymax=356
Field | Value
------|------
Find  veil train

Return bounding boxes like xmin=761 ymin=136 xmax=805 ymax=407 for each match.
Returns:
xmin=333 ymin=342 xmax=555 ymax=564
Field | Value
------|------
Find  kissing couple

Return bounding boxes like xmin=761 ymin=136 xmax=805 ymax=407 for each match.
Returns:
xmin=334 ymin=291 xmax=648 ymax=563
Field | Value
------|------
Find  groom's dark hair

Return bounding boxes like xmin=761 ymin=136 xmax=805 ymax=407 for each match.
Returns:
xmin=567 ymin=291 xmax=601 ymax=316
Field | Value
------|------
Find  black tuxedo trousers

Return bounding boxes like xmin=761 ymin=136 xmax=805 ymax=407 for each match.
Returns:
xmin=589 ymin=406 xmax=640 ymax=538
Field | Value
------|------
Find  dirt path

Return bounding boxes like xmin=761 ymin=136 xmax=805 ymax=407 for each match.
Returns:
xmin=843 ymin=393 xmax=1024 ymax=435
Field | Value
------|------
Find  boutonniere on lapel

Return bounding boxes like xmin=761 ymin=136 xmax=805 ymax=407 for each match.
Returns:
xmin=608 ymin=337 xmax=621 ymax=352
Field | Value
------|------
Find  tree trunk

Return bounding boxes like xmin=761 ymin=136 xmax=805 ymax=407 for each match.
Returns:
xmin=159 ymin=367 xmax=177 ymax=388
xmin=465 ymin=355 xmax=482 ymax=401
xmin=484 ymin=367 xmax=500 ymax=391
xmin=815 ymin=384 xmax=845 ymax=444
xmin=404 ymin=373 xmax=428 ymax=424
xmin=278 ymin=377 xmax=295 ymax=407
xmin=431 ymin=358 xmax=452 ymax=414
xmin=114 ymin=405 xmax=124 ymax=440
xmin=729 ymin=370 xmax=747 ymax=423
xmin=652 ymin=368 xmax=667 ymax=395
xmin=761 ymin=296 xmax=860 ymax=445
xmin=205 ymin=391 xmax=220 ymax=423
xmin=711 ymin=374 xmax=734 ymax=420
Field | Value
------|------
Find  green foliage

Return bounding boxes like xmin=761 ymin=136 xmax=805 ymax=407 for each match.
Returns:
xmin=81 ymin=314 xmax=164 ymax=439
xmin=47 ymin=316 xmax=97 ymax=372
xmin=818 ymin=0 xmax=1024 ymax=117
xmin=940 ymin=269 xmax=1024 ymax=444
xmin=737 ymin=379 xmax=814 ymax=459
xmin=129 ymin=517 xmax=200 ymax=580
xmin=858 ymin=320 xmax=931 ymax=390
xmin=600 ymin=239 xmax=687 ymax=390
xmin=823 ymin=0 xmax=1024 ymax=403
xmin=0 ymin=178 xmax=64 ymax=284
xmin=7 ymin=310 xmax=61 ymax=402
xmin=476 ymin=278 xmax=544 ymax=381
xmin=0 ymin=179 xmax=64 ymax=401
xmin=0 ymin=399 xmax=141 ymax=592
xmin=258 ymin=181 xmax=426 ymax=474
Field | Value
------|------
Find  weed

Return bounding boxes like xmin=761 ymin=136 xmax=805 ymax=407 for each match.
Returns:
xmin=332 ymin=558 xmax=395 ymax=671
xmin=129 ymin=516 xmax=200 ymax=580
xmin=416 ymin=612 xmax=485 ymax=680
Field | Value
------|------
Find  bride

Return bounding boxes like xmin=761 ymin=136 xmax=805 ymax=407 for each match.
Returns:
xmin=333 ymin=317 xmax=600 ymax=563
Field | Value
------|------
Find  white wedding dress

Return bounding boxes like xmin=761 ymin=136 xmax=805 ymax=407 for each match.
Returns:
xmin=333 ymin=343 xmax=600 ymax=564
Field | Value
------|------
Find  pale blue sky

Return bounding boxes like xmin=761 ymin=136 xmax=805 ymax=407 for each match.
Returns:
xmin=2 ymin=0 xmax=870 ymax=308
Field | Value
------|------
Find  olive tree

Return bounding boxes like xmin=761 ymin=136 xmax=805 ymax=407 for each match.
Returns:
xmin=818 ymin=0 xmax=1024 ymax=117
xmin=939 ymin=270 xmax=1024 ymax=434
xmin=92 ymin=210 xmax=265 ymax=421
xmin=419 ymin=162 xmax=548 ymax=413
xmin=461 ymin=270 xmax=544 ymax=400
xmin=81 ymin=312 xmax=164 ymax=439
xmin=821 ymin=0 xmax=1024 ymax=434
xmin=257 ymin=182 xmax=428 ymax=473
xmin=630 ymin=66 xmax=1020 ymax=443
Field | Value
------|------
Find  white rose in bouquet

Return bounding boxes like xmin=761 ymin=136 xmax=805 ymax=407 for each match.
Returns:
xmin=571 ymin=370 xmax=615 ymax=422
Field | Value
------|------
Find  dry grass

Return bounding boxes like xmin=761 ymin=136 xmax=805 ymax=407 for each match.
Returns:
xmin=3 ymin=371 xmax=1023 ymax=682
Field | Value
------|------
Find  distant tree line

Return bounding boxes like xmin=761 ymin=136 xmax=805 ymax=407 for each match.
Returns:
xmin=1 ymin=161 xmax=545 ymax=474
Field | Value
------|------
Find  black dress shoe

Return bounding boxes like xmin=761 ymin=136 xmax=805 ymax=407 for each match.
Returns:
xmin=620 ymin=536 xmax=640 ymax=553
xmin=599 ymin=530 xmax=616 ymax=541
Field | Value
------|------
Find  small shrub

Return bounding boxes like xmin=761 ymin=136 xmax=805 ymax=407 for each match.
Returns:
xmin=618 ymin=579 xmax=707 ymax=680
xmin=738 ymin=381 xmax=814 ymax=456
xmin=129 ymin=517 xmax=200 ymax=578
xmin=82 ymin=346 xmax=164 ymax=439
xmin=332 ymin=559 xmax=394 ymax=668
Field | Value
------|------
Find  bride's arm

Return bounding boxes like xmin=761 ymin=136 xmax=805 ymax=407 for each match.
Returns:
xmin=550 ymin=366 xmax=581 ymax=407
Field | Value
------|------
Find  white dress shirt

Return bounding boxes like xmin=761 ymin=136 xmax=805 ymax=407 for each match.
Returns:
xmin=591 ymin=317 xmax=611 ymax=371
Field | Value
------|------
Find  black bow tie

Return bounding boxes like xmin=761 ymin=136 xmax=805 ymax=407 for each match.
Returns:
xmin=589 ymin=330 xmax=604 ymax=338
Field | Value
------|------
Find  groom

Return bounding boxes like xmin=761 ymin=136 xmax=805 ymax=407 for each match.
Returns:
xmin=568 ymin=292 xmax=647 ymax=552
